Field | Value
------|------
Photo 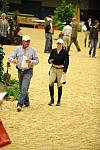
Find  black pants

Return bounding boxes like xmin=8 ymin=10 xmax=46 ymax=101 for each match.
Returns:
xmin=69 ymin=37 xmax=81 ymax=51
xmin=0 ymin=35 xmax=6 ymax=46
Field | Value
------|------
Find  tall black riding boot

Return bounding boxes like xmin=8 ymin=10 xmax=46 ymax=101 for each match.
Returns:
xmin=48 ymin=85 xmax=54 ymax=105
xmin=84 ymin=38 xmax=86 ymax=47
xmin=56 ymin=86 xmax=62 ymax=106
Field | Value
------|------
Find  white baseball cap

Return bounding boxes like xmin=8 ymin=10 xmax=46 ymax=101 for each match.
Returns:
xmin=56 ymin=38 xmax=64 ymax=44
xmin=1 ymin=13 xmax=6 ymax=17
xmin=22 ymin=35 xmax=31 ymax=41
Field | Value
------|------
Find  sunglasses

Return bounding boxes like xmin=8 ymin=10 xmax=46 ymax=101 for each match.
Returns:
xmin=57 ymin=42 xmax=62 ymax=44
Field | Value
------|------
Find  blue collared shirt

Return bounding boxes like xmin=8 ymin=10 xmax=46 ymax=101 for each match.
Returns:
xmin=8 ymin=45 xmax=39 ymax=69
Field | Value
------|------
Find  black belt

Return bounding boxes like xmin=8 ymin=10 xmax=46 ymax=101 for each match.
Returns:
xmin=52 ymin=66 xmax=64 ymax=69
xmin=16 ymin=66 xmax=32 ymax=71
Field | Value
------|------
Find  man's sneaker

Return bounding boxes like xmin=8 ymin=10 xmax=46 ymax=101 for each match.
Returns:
xmin=24 ymin=103 xmax=30 ymax=107
xmin=48 ymin=100 xmax=54 ymax=106
xmin=17 ymin=105 xmax=22 ymax=112
xmin=56 ymin=102 xmax=60 ymax=106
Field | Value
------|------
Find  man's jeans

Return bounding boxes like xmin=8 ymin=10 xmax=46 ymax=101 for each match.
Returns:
xmin=44 ymin=33 xmax=52 ymax=53
xmin=17 ymin=68 xmax=33 ymax=107
xmin=90 ymin=39 xmax=98 ymax=56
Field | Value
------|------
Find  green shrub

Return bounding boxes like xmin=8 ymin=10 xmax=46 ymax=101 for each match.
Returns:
xmin=6 ymin=79 xmax=20 ymax=100
xmin=53 ymin=1 xmax=75 ymax=30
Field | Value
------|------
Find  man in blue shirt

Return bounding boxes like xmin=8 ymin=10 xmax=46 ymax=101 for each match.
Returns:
xmin=7 ymin=35 xmax=39 ymax=111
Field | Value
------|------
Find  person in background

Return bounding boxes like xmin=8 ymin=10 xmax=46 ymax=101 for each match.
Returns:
xmin=69 ymin=17 xmax=81 ymax=52
xmin=0 ymin=13 xmax=10 ymax=47
xmin=89 ymin=20 xmax=99 ymax=57
xmin=48 ymin=38 xmax=69 ymax=106
xmin=84 ymin=17 xmax=92 ymax=47
xmin=48 ymin=15 xmax=54 ymax=34
xmin=44 ymin=17 xmax=52 ymax=53
xmin=7 ymin=35 xmax=39 ymax=112
xmin=62 ymin=20 xmax=72 ymax=52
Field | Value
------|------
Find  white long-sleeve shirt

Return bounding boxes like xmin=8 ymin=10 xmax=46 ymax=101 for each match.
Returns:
xmin=62 ymin=25 xmax=72 ymax=37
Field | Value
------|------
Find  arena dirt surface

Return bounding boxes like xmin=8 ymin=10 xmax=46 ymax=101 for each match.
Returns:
xmin=0 ymin=28 xmax=100 ymax=150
